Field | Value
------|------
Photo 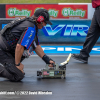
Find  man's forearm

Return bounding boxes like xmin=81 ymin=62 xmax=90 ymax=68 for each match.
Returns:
xmin=35 ymin=45 xmax=55 ymax=66
xmin=35 ymin=45 xmax=45 ymax=58
xmin=15 ymin=44 xmax=24 ymax=65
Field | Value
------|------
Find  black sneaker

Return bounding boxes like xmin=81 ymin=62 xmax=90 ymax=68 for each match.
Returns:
xmin=72 ymin=54 xmax=88 ymax=63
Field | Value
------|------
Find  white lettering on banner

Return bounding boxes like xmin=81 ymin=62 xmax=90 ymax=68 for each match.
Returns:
xmin=42 ymin=47 xmax=82 ymax=51
xmin=57 ymin=47 xmax=64 ymax=51
xmin=65 ymin=48 xmax=81 ymax=51
xmin=62 ymin=8 xmax=85 ymax=17
xmin=42 ymin=47 xmax=56 ymax=51
xmin=8 ymin=8 xmax=31 ymax=17
xmin=92 ymin=48 xmax=100 ymax=51
xmin=42 ymin=47 xmax=100 ymax=52
xmin=48 ymin=9 xmax=58 ymax=17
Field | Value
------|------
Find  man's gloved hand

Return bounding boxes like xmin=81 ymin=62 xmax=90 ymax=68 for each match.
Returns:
xmin=42 ymin=54 xmax=55 ymax=67
xmin=48 ymin=60 xmax=55 ymax=67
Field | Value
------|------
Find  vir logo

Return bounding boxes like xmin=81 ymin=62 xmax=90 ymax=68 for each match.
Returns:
xmin=42 ymin=24 xmax=89 ymax=36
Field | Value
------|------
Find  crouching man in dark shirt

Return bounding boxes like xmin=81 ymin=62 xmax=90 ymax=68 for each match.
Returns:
xmin=0 ymin=9 xmax=54 ymax=82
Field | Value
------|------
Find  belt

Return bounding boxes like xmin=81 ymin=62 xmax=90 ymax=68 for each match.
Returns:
xmin=0 ymin=35 xmax=10 ymax=51
xmin=95 ymin=6 xmax=100 ymax=10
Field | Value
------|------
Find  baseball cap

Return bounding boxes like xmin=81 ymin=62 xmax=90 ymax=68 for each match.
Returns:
xmin=34 ymin=9 xmax=52 ymax=25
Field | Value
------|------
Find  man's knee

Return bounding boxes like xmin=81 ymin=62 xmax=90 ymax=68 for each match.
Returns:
xmin=4 ymin=63 xmax=24 ymax=82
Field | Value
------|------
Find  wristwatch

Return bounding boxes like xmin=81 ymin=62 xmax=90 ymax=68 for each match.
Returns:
xmin=15 ymin=63 xmax=20 ymax=66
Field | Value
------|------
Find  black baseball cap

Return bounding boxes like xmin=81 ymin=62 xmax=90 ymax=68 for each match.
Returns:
xmin=34 ymin=9 xmax=52 ymax=25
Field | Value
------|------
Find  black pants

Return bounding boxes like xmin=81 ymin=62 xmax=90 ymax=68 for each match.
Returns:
xmin=0 ymin=49 xmax=25 ymax=82
xmin=80 ymin=7 xmax=100 ymax=58
xmin=0 ymin=36 xmax=25 ymax=82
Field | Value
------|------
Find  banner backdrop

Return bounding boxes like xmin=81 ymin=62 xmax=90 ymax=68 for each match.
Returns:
xmin=6 ymin=4 xmax=88 ymax=19
xmin=2 ymin=19 xmax=100 ymax=43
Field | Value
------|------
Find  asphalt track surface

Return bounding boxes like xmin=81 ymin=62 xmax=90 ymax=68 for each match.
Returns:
xmin=0 ymin=55 xmax=100 ymax=100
